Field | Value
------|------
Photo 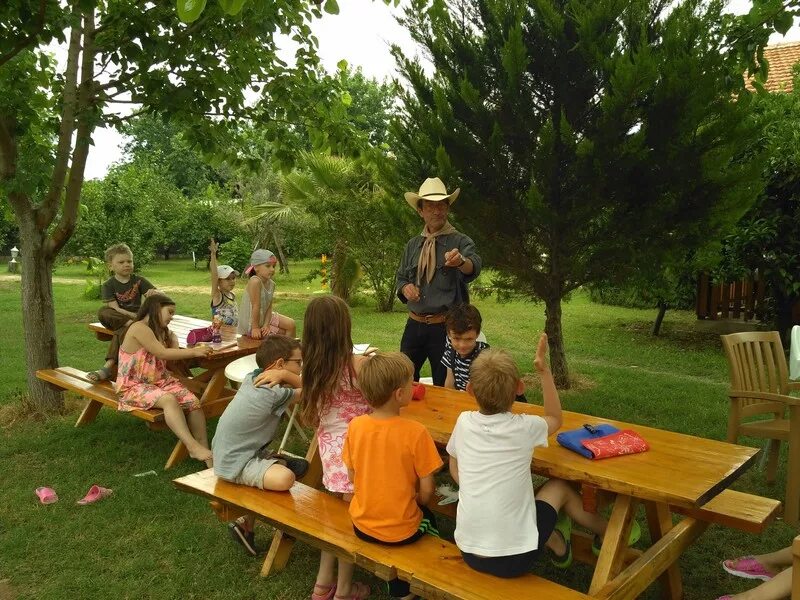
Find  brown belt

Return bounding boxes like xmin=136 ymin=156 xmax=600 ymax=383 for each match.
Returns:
xmin=409 ymin=311 xmax=447 ymax=324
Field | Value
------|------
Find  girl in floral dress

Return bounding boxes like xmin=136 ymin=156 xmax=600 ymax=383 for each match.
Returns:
xmin=298 ymin=296 xmax=372 ymax=600
xmin=117 ymin=294 xmax=214 ymax=465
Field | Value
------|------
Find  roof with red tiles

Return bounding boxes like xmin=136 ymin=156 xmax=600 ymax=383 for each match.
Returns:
xmin=746 ymin=41 xmax=800 ymax=93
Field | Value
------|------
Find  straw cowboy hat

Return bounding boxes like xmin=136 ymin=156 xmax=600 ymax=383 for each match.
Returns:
xmin=404 ymin=177 xmax=460 ymax=210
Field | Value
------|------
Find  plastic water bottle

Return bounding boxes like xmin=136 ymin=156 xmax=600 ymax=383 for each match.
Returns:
xmin=211 ymin=315 xmax=222 ymax=344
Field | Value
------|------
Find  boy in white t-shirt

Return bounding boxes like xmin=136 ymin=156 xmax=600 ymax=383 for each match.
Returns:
xmin=446 ymin=336 xmax=610 ymax=577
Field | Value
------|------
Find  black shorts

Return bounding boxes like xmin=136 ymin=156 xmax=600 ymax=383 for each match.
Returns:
xmin=461 ymin=500 xmax=558 ymax=578
xmin=353 ymin=506 xmax=439 ymax=597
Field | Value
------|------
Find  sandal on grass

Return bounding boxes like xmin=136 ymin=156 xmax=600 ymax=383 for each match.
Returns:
xmin=592 ymin=519 xmax=641 ymax=556
xmin=76 ymin=485 xmax=113 ymax=505
xmin=334 ymin=581 xmax=370 ymax=600
xmin=35 ymin=487 xmax=58 ymax=505
xmin=722 ymin=556 xmax=774 ymax=581
xmin=86 ymin=367 xmax=112 ymax=383
xmin=550 ymin=512 xmax=573 ymax=569
xmin=311 ymin=583 xmax=336 ymax=600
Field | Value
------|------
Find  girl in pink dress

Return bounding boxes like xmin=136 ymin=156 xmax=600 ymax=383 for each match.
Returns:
xmin=117 ymin=294 xmax=214 ymax=466
xmin=300 ymin=296 xmax=371 ymax=600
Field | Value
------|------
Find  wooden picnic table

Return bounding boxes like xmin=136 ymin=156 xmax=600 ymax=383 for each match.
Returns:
xmin=89 ymin=314 xmax=260 ymax=466
xmin=275 ymin=384 xmax=759 ymax=600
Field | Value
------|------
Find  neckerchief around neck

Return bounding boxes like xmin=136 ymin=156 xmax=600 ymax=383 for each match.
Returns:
xmin=417 ymin=221 xmax=457 ymax=286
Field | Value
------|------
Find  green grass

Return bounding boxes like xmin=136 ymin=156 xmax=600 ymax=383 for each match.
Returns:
xmin=0 ymin=259 xmax=793 ymax=599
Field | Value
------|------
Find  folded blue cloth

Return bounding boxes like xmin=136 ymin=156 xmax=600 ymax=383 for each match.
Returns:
xmin=556 ymin=424 xmax=620 ymax=458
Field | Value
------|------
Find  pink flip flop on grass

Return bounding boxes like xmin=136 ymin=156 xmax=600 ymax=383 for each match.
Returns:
xmin=76 ymin=485 xmax=113 ymax=505
xmin=35 ymin=487 xmax=58 ymax=505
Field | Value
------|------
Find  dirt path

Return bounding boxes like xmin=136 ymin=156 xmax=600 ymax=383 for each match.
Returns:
xmin=0 ymin=274 xmax=312 ymax=298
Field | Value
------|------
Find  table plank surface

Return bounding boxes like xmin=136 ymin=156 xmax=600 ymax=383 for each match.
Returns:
xmin=401 ymin=385 xmax=759 ymax=510
xmin=89 ymin=315 xmax=260 ymax=366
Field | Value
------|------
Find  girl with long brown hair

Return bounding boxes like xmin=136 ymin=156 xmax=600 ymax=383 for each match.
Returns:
xmin=116 ymin=294 xmax=214 ymax=466
xmin=301 ymin=295 xmax=372 ymax=600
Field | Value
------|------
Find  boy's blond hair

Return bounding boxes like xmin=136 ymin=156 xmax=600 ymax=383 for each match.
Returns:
xmin=358 ymin=352 xmax=414 ymax=408
xmin=469 ymin=348 xmax=519 ymax=415
xmin=104 ymin=243 xmax=133 ymax=264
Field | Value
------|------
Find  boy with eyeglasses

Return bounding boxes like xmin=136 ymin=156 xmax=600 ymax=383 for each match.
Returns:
xmin=212 ymin=334 xmax=308 ymax=555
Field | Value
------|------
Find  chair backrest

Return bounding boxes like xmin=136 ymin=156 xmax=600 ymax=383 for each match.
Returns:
xmin=721 ymin=331 xmax=789 ymax=399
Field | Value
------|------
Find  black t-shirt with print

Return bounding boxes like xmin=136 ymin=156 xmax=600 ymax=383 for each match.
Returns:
xmin=101 ymin=275 xmax=155 ymax=311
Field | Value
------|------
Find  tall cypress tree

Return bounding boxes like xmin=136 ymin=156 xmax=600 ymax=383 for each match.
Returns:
xmin=391 ymin=0 xmax=764 ymax=387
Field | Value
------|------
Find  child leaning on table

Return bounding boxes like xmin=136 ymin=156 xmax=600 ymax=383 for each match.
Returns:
xmin=342 ymin=352 xmax=443 ymax=600
xmin=447 ymin=338 xmax=613 ymax=577
xmin=116 ymin=294 xmax=214 ymax=466
xmin=88 ymin=243 xmax=160 ymax=382
xmin=442 ymin=303 xmax=526 ymax=402
xmin=208 ymin=239 xmax=239 ymax=327
xmin=211 ymin=335 xmax=308 ymax=556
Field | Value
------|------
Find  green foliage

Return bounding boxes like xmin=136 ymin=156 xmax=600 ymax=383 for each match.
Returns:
xmin=218 ymin=236 xmax=254 ymax=274
xmin=65 ymin=163 xmax=243 ymax=265
xmin=719 ymin=77 xmax=800 ymax=335
xmin=0 ymin=49 xmax=57 ymax=201
xmin=390 ymin=0 xmax=766 ymax=382
xmin=78 ymin=256 xmax=106 ymax=300
xmin=274 ymin=153 xmax=414 ymax=310
xmin=120 ymin=114 xmax=226 ymax=197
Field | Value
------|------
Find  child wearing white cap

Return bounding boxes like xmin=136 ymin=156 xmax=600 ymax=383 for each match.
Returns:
xmin=209 ymin=239 xmax=240 ymax=326
xmin=237 ymin=248 xmax=296 ymax=339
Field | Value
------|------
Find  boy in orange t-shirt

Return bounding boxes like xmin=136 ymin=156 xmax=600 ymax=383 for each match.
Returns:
xmin=342 ymin=352 xmax=443 ymax=600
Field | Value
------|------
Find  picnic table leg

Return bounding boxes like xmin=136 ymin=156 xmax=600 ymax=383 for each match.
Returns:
xmin=785 ymin=406 xmax=800 ymax=526
xmin=75 ymin=399 xmax=103 ymax=427
xmin=197 ymin=368 xmax=228 ymax=405
xmin=589 ymin=494 xmax=638 ymax=595
xmin=594 ymin=513 xmax=707 ymax=600
xmin=261 ymin=531 xmax=297 ymax=577
xmin=644 ymin=501 xmax=682 ymax=600
xmin=260 ymin=433 xmax=322 ymax=577
xmin=164 ymin=368 xmax=228 ymax=470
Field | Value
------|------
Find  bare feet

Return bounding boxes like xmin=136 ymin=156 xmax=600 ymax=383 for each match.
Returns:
xmin=189 ymin=445 xmax=213 ymax=466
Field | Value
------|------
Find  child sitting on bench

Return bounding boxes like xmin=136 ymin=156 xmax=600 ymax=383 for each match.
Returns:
xmin=447 ymin=337 xmax=620 ymax=577
xmin=343 ymin=352 xmax=443 ymax=600
xmin=116 ymin=294 xmax=213 ymax=465
xmin=212 ymin=335 xmax=307 ymax=556
xmin=89 ymin=242 xmax=159 ymax=382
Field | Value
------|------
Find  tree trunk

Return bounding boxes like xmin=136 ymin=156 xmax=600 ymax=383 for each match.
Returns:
xmin=18 ymin=216 xmax=64 ymax=412
xmin=544 ymin=295 xmax=570 ymax=389
xmin=331 ymin=237 xmax=350 ymax=302
xmin=272 ymin=229 xmax=289 ymax=275
xmin=652 ymin=301 xmax=668 ymax=336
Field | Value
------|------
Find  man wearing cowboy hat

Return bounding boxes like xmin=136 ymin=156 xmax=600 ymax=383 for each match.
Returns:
xmin=396 ymin=177 xmax=482 ymax=385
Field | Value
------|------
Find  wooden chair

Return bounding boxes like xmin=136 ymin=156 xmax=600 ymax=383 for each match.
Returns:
xmin=721 ymin=331 xmax=800 ymax=483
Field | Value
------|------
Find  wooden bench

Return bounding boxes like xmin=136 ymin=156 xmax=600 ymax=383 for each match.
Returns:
xmin=582 ymin=484 xmax=780 ymax=536
xmin=174 ymin=469 xmax=591 ymax=600
xmin=36 ymin=366 xmax=235 ymax=468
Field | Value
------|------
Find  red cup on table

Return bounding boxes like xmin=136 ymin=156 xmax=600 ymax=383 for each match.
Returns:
xmin=412 ymin=382 xmax=426 ymax=401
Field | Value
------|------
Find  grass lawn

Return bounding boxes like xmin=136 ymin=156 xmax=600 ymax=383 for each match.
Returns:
xmin=0 ymin=259 xmax=794 ymax=599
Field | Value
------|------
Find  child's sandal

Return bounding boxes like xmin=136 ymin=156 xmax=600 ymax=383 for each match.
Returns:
xmin=550 ymin=512 xmax=573 ymax=569
xmin=592 ymin=520 xmax=641 ymax=556
xmin=334 ymin=581 xmax=370 ymax=600
xmin=311 ymin=583 xmax=337 ymax=600
xmin=722 ymin=556 xmax=774 ymax=581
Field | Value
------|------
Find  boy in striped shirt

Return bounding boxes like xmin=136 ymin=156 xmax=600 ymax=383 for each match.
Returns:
xmin=442 ymin=304 xmax=526 ymax=402
xmin=442 ymin=304 xmax=487 ymax=391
